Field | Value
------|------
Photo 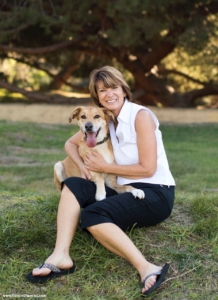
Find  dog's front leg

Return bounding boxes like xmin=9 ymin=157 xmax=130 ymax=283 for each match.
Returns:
xmin=92 ymin=173 xmax=106 ymax=201
xmin=105 ymin=175 xmax=145 ymax=199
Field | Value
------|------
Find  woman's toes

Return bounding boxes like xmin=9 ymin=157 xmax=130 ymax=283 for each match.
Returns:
xmin=141 ymin=264 xmax=162 ymax=293
xmin=31 ymin=251 xmax=74 ymax=277
xmin=32 ymin=267 xmax=51 ymax=276
xmin=143 ymin=276 xmax=156 ymax=292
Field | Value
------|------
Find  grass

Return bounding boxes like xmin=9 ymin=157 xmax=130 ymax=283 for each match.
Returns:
xmin=0 ymin=120 xmax=218 ymax=300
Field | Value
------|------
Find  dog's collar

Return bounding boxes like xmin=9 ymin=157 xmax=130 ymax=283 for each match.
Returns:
xmin=96 ymin=133 xmax=110 ymax=146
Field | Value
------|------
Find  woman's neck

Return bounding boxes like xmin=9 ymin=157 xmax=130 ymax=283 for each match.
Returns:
xmin=111 ymin=99 xmax=125 ymax=118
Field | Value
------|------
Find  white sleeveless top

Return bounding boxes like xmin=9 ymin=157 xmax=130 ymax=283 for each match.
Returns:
xmin=109 ymin=100 xmax=175 ymax=186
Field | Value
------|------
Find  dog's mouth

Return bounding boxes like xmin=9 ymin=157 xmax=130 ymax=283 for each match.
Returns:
xmin=85 ymin=127 xmax=101 ymax=148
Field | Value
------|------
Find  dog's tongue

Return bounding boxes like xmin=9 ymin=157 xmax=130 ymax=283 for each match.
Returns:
xmin=86 ymin=132 xmax=97 ymax=148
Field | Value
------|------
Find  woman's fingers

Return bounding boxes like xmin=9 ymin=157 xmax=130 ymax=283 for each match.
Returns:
xmin=84 ymin=151 xmax=106 ymax=173
xmin=79 ymin=165 xmax=92 ymax=180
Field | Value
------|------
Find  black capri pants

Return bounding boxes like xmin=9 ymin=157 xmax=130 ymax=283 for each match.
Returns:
xmin=63 ymin=177 xmax=175 ymax=232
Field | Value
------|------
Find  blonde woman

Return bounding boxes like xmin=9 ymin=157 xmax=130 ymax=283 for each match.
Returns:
xmin=27 ymin=66 xmax=175 ymax=296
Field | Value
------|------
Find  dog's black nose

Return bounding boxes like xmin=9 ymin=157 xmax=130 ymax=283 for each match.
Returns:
xmin=85 ymin=122 xmax=93 ymax=131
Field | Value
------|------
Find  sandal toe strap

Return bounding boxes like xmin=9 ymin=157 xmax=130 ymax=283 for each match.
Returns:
xmin=39 ymin=263 xmax=61 ymax=273
xmin=141 ymin=271 xmax=162 ymax=288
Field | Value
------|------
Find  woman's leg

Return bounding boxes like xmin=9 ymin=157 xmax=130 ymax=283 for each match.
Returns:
xmin=87 ymin=223 xmax=162 ymax=294
xmin=32 ymin=185 xmax=80 ymax=276
xmin=82 ymin=185 xmax=174 ymax=293
xmin=31 ymin=177 xmax=117 ymax=277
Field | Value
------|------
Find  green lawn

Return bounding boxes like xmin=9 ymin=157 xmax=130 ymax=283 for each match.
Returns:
xmin=0 ymin=120 xmax=217 ymax=300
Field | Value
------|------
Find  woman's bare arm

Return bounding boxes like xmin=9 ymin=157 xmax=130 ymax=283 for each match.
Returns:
xmin=65 ymin=131 xmax=92 ymax=179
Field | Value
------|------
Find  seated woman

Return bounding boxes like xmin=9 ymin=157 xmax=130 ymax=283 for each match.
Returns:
xmin=27 ymin=66 xmax=175 ymax=296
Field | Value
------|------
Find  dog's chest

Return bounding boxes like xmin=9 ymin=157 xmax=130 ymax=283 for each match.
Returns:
xmin=79 ymin=142 xmax=114 ymax=164
xmin=95 ymin=143 xmax=114 ymax=164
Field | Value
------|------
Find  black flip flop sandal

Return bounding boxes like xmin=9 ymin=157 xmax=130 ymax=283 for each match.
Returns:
xmin=27 ymin=263 xmax=76 ymax=284
xmin=141 ymin=263 xmax=170 ymax=296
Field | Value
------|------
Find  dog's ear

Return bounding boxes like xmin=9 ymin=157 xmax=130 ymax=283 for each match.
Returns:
xmin=102 ymin=108 xmax=116 ymax=123
xmin=69 ymin=107 xmax=82 ymax=123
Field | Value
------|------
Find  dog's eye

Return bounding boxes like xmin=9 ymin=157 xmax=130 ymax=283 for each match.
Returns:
xmin=81 ymin=115 xmax=86 ymax=119
xmin=94 ymin=115 xmax=100 ymax=119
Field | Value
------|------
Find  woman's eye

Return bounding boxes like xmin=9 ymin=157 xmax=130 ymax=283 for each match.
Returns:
xmin=113 ymin=86 xmax=118 ymax=89
xmin=94 ymin=115 xmax=100 ymax=119
xmin=81 ymin=115 xmax=86 ymax=119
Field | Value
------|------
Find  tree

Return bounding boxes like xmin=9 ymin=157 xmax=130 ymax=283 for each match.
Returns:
xmin=0 ymin=0 xmax=217 ymax=107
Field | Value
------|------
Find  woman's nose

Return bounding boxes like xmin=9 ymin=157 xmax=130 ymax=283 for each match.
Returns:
xmin=106 ymin=89 xmax=114 ymax=96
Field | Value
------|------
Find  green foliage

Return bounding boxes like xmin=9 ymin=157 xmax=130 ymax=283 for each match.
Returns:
xmin=0 ymin=0 xmax=218 ymax=106
xmin=27 ymin=1 xmax=217 ymax=48
xmin=0 ymin=0 xmax=217 ymax=64
xmin=162 ymin=14 xmax=218 ymax=97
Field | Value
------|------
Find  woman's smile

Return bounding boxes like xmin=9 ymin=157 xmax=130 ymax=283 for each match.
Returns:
xmin=96 ymin=83 xmax=126 ymax=116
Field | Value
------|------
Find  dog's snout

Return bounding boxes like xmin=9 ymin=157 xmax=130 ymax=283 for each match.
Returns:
xmin=85 ymin=122 xmax=93 ymax=131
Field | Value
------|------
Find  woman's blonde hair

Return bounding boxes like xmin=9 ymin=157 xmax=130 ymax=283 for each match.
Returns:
xmin=89 ymin=66 xmax=132 ymax=107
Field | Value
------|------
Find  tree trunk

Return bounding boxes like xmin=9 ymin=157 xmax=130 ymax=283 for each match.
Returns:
xmin=129 ymin=69 xmax=218 ymax=107
xmin=49 ymin=63 xmax=79 ymax=90
xmin=133 ymin=72 xmax=174 ymax=106
xmin=49 ymin=54 xmax=85 ymax=90
xmin=117 ymin=53 xmax=176 ymax=106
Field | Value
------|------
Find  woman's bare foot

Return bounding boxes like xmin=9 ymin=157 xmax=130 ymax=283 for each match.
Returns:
xmin=140 ymin=263 xmax=162 ymax=294
xmin=32 ymin=251 xmax=73 ymax=277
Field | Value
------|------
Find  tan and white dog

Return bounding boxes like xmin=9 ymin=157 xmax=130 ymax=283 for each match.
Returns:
xmin=54 ymin=106 xmax=145 ymax=201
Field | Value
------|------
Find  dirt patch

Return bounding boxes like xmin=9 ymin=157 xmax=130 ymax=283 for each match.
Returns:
xmin=0 ymin=103 xmax=218 ymax=124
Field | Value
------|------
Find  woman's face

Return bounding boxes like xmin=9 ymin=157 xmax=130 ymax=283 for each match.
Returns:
xmin=96 ymin=82 xmax=126 ymax=117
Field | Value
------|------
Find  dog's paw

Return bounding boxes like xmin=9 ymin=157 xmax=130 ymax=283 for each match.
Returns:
xmin=95 ymin=192 xmax=106 ymax=201
xmin=131 ymin=189 xmax=145 ymax=199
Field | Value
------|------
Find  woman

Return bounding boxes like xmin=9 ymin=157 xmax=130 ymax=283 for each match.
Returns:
xmin=27 ymin=66 xmax=175 ymax=296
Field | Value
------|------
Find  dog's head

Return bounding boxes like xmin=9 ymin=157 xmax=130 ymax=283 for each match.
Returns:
xmin=69 ymin=106 xmax=115 ymax=148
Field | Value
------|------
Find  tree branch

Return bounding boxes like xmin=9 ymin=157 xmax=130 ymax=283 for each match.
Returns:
xmin=158 ymin=67 xmax=209 ymax=86
xmin=5 ymin=54 xmax=88 ymax=92
xmin=0 ymin=80 xmax=91 ymax=104
xmin=48 ymin=0 xmax=58 ymax=16
xmin=0 ymin=40 xmax=77 ymax=55
xmin=32 ymin=61 xmax=88 ymax=92
xmin=145 ymin=32 xmax=184 ymax=70
xmin=184 ymin=85 xmax=218 ymax=102
xmin=3 ymin=23 xmax=33 ymax=34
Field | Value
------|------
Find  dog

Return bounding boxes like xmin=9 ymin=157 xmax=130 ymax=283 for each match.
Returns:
xmin=54 ymin=106 xmax=145 ymax=201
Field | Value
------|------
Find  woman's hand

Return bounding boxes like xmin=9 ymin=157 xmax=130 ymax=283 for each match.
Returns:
xmin=77 ymin=163 xmax=92 ymax=180
xmin=84 ymin=150 xmax=107 ymax=173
